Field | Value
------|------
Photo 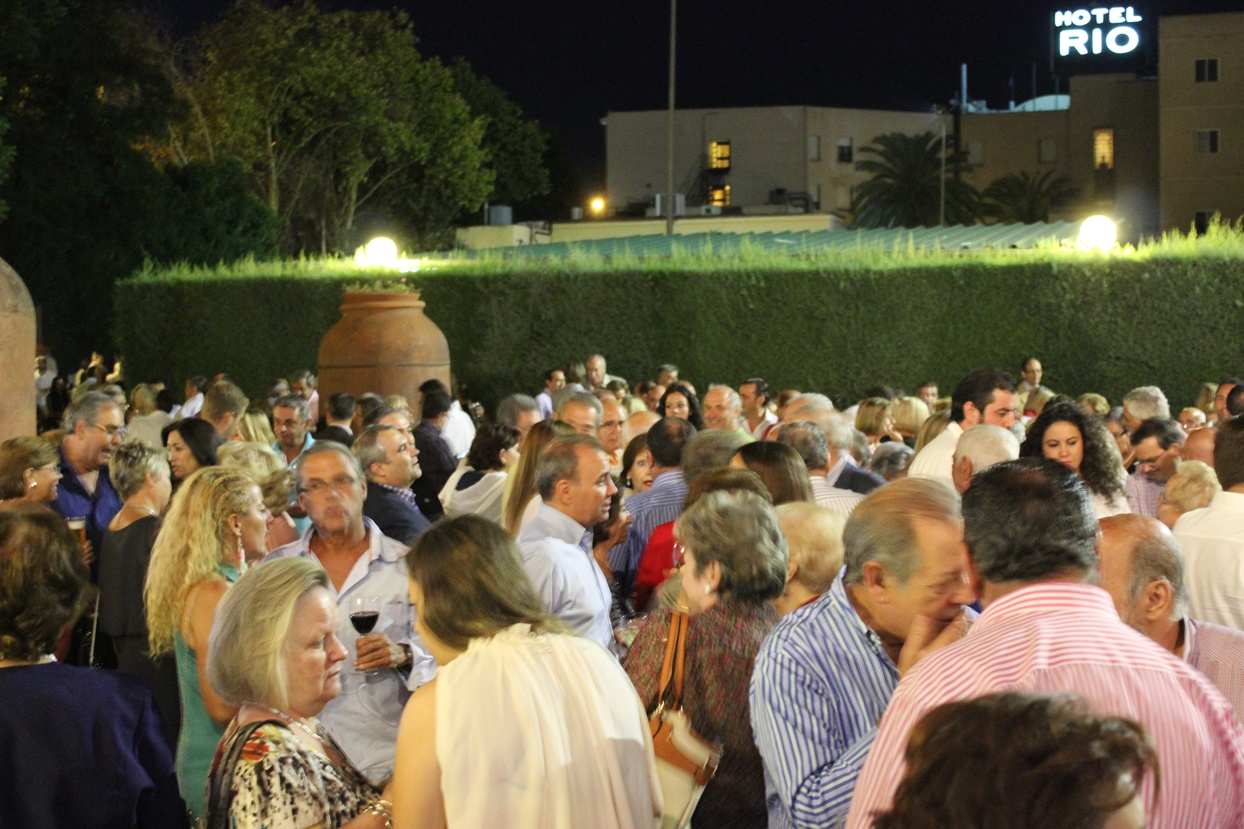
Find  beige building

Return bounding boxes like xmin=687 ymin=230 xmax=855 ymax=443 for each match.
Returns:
xmin=1160 ymin=13 xmax=1244 ymax=233
xmin=604 ymin=106 xmax=947 ymax=217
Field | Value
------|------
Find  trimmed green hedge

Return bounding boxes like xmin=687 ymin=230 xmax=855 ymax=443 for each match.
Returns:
xmin=114 ymin=254 xmax=1244 ymax=413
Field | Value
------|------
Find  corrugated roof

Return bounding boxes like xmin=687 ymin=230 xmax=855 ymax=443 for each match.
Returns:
xmin=459 ymin=221 xmax=1080 ymax=260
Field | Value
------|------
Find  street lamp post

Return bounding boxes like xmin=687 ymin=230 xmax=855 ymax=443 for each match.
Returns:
xmin=665 ymin=0 xmax=677 ymax=237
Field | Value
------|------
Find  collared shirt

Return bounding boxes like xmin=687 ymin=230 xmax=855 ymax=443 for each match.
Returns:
xmin=272 ymin=432 xmax=316 ymax=468
xmin=823 ymin=455 xmax=849 ymax=488
xmin=906 ymin=420 xmax=963 ymax=489
xmin=1127 ymin=470 xmax=1165 ymax=518
xmin=517 ymin=503 xmax=614 ymax=653
xmin=749 ymin=574 xmax=899 ymax=829
xmin=176 ymin=392 xmax=203 ymax=420
xmin=1187 ymin=617 xmax=1244 ymax=725
xmin=809 ymin=476 xmax=865 ymax=518
xmin=749 ymin=409 xmax=779 ymax=440
xmin=535 ymin=390 xmax=554 ymax=420
xmin=1174 ymin=491 xmax=1244 ymax=630
xmin=50 ymin=445 xmax=123 ymax=582
xmin=609 ymin=469 xmax=687 ymax=591
xmin=265 ymin=518 xmax=435 ymax=784
xmin=846 ymin=583 xmax=1244 ymax=829
xmin=375 ymin=481 xmax=420 ymax=510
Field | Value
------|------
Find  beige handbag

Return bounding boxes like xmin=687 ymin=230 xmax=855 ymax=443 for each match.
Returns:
xmin=648 ymin=611 xmax=722 ymax=829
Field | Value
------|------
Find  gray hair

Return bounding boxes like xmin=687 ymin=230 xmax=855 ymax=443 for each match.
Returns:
xmin=352 ymin=425 xmax=399 ymax=481
xmin=293 ymin=441 xmax=365 ymax=489
xmin=822 ymin=417 xmax=855 ymax=452
xmin=1164 ymin=459 xmax=1221 ymax=513
xmin=675 ymin=490 xmax=788 ymax=603
xmin=776 ymin=502 xmax=845 ymax=594
xmin=62 ymin=391 xmax=122 ymax=433
xmin=778 ymin=421 xmax=829 ymax=470
xmin=682 ymin=429 xmax=751 ymax=488
xmin=1123 ymin=386 xmax=1170 ymax=421
xmin=109 ymin=441 xmax=169 ymax=500
xmin=1128 ymin=530 xmax=1190 ymax=620
xmin=870 ymin=442 xmax=914 ymax=481
xmin=536 ymin=435 xmax=604 ymax=501
xmin=555 ymin=390 xmax=603 ymax=419
xmin=954 ymin=425 xmax=1020 ymax=472
xmin=843 ymin=478 xmax=962 ymax=586
xmin=707 ymin=384 xmax=741 ymax=409
xmin=273 ymin=393 xmax=312 ymax=423
xmin=786 ymin=393 xmax=837 ymax=433
xmin=496 ymin=394 xmax=540 ymax=430
xmin=208 ymin=558 xmax=331 ymax=709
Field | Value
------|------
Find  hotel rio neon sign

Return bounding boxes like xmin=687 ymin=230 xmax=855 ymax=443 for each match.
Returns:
xmin=1052 ymin=6 xmax=1152 ymax=75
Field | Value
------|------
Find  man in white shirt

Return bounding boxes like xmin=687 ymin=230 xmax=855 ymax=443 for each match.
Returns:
xmin=517 ymin=435 xmax=617 ymax=652
xmin=908 ymin=367 xmax=1018 ymax=490
xmin=1175 ymin=416 xmax=1244 ymax=630
xmin=174 ymin=375 xmax=207 ymax=420
xmin=741 ymin=378 xmax=778 ymax=439
xmin=535 ymin=368 xmax=565 ymax=420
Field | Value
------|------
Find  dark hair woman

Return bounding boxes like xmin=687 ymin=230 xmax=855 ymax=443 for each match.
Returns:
xmin=440 ymin=424 xmax=522 ymax=524
xmin=659 ymin=383 xmax=706 ymax=430
xmin=1020 ymin=401 xmax=1129 ymax=518
xmin=162 ymin=418 xmax=223 ymax=485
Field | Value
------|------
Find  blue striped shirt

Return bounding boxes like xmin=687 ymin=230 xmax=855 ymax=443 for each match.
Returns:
xmin=749 ymin=573 xmax=898 ymax=829
xmin=609 ymin=469 xmax=686 ymax=591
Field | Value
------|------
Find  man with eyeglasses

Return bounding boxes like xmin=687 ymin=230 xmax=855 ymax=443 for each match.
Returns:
xmin=1127 ymin=417 xmax=1186 ymax=517
xmin=266 ymin=442 xmax=434 ymax=784
xmin=50 ymin=390 xmax=125 ymax=582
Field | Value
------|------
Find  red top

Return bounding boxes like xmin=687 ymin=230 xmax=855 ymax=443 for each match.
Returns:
xmin=632 ymin=521 xmax=677 ymax=611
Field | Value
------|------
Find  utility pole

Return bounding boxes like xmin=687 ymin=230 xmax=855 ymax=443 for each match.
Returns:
xmin=665 ymin=0 xmax=677 ymax=237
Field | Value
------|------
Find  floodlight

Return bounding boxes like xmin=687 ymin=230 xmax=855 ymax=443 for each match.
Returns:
xmin=1078 ymin=216 xmax=1117 ymax=251
xmin=356 ymin=236 xmax=400 ymax=268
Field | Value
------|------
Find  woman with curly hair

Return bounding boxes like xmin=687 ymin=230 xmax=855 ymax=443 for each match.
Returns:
xmin=1020 ymin=401 xmax=1130 ymax=518
xmin=658 ymin=382 xmax=706 ymax=430
xmin=144 ymin=467 xmax=271 ymax=822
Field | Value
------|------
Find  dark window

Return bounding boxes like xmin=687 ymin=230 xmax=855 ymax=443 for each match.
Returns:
xmin=1195 ymin=211 xmax=1212 ymax=235
xmin=1196 ymin=59 xmax=1220 ymax=83
xmin=837 ymin=138 xmax=853 ymax=163
xmin=1196 ymin=129 xmax=1221 ymax=154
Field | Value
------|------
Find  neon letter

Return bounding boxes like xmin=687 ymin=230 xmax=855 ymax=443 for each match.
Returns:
xmin=1061 ymin=29 xmax=1089 ymax=55
xmin=1106 ymin=26 xmax=1139 ymax=53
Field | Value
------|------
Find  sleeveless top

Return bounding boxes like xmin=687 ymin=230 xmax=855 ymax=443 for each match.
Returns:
xmin=175 ymin=562 xmax=240 ymax=824
xmin=435 ymin=624 xmax=661 ymax=828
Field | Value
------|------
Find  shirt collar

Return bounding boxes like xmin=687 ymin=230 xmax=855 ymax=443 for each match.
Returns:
xmin=974 ymin=581 xmax=1114 ymax=634
xmin=534 ymin=502 xmax=593 ymax=545
xmin=826 ymin=572 xmax=892 ymax=660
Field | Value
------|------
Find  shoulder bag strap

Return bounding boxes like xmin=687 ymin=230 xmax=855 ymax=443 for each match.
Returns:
xmin=670 ymin=611 xmax=689 ymax=706
xmin=655 ymin=611 xmax=683 ymax=709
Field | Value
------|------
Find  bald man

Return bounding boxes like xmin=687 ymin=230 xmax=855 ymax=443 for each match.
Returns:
xmin=1098 ymin=514 xmax=1244 ymax=723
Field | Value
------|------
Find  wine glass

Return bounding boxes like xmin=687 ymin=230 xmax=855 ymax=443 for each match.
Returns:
xmin=348 ymin=595 xmax=381 ymax=675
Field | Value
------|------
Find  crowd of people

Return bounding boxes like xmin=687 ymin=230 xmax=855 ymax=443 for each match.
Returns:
xmin=2 ymin=349 xmax=1244 ymax=828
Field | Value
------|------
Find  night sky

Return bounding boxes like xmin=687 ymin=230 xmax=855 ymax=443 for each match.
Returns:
xmin=149 ymin=1 xmax=1244 ymax=194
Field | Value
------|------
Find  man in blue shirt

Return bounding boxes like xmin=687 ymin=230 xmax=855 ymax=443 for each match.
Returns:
xmin=750 ymin=478 xmax=975 ymax=829
xmin=51 ymin=391 xmax=125 ymax=581
xmin=517 ymin=435 xmax=618 ymax=653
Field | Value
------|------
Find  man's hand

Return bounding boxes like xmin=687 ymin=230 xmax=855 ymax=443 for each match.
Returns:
xmin=897 ymin=610 xmax=970 ymax=677
xmin=355 ymin=633 xmax=406 ymax=671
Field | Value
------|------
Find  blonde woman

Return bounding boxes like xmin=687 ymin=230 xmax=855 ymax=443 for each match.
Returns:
xmin=502 ymin=420 xmax=575 ymax=536
xmin=216 ymin=442 xmax=298 ymax=554
xmin=855 ymin=397 xmax=903 ymax=450
xmin=145 ymin=467 xmax=271 ymax=823
xmin=232 ymin=409 xmax=276 ymax=445
xmin=891 ymin=396 xmax=930 ymax=448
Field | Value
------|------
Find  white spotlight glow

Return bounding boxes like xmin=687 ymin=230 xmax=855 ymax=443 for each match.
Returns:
xmin=356 ymin=236 xmax=400 ymax=268
xmin=1078 ymin=216 xmax=1117 ymax=251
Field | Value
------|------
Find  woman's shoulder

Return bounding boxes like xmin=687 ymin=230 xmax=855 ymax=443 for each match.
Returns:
xmin=226 ymin=722 xmax=301 ymax=771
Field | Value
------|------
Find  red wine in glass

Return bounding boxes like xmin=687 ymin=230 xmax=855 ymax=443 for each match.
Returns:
xmin=351 ymin=610 xmax=379 ymax=634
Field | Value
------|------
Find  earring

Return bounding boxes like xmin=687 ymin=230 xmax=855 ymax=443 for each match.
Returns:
xmin=705 ymin=584 xmax=714 ymax=595
xmin=28 ymin=481 xmax=36 ymax=489
xmin=236 ymin=532 xmax=244 ymax=563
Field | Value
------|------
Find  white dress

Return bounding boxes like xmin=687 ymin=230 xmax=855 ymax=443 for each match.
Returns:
xmin=1091 ymin=489 xmax=1131 ymax=519
xmin=435 ymin=624 xmax=662 ymax=829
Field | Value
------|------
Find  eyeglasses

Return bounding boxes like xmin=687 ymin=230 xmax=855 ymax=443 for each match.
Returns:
xmin=1135 ymin=453 xmax=1166 ymax=470
xmin=299 ymin=475 xmax=359 ymax=498
xmin=90 ymin=422 xmax=126 ymax=440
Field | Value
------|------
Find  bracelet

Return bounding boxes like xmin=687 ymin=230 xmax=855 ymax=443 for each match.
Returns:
xmin=387 ymin=642 xmax=410 ymax=669
xmin=364 ymin=797 xmax=393 ymax=828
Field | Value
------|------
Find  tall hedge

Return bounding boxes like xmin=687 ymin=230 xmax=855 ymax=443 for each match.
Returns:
xmin=114 ymin=256 xmax=1244 ymax=413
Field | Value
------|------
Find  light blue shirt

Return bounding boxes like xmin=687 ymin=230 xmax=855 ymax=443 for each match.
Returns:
xmin=265 ymin=518 xmax=435 ymax=783
xmin=609 ymin=468 xmax=686 ymax=591
xmin=517 ymin=503 xmax=615 ymax=653
xmin=273 ymin=433 xmax=316 ymax=534
xmin=749 ymin=574 xmax=898 ymax=829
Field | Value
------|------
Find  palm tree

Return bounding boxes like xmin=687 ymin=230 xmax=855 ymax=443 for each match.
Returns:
xmin=983 ymin=170 xmax=1079 ymax=224
xmin=851 ymin=132 xmax=982 ymax=229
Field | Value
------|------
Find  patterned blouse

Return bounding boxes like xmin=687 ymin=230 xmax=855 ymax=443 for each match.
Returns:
xmin=206 ymin=720 xmax=378 ymax=829
xmin=625 ymin=600 xmax=778 ymax=829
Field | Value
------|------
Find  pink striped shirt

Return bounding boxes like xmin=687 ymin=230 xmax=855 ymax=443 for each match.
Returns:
xmin=1188 ymin=617 xmax=1244 ymax=726
xmin=845 ymin=582 xmax=1244 ymax=829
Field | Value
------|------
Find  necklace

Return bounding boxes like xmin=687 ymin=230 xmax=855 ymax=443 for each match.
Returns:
xmin=122 ymin=503 xmax=160 ymax=519
xmin=242 ymin=701 xmax=322 ymax=743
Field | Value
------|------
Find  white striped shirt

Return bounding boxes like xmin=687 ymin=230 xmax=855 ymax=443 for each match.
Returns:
xmin=749 ymin=575 xmax=899 ymax=829
xmin=846 ymin=582 xmax=1244 ymax=829
xmin=809 ymin=476 xmax=865 ymax=518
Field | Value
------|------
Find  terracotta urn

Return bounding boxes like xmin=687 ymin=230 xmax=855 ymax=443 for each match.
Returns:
xmin=0 ymin=257 xmax=36 ymax=439
xmin=317 ymin=292 xmax=451 ymax=408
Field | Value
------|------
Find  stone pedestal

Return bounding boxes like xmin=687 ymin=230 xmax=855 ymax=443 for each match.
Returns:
xmin=317 ymin=292 xmax=451 ymax=408
xmin=0 ymin=257 xmax=36 ymax=439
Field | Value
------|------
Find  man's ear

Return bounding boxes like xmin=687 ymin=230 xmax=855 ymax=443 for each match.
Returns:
xmin=785 ymin=561 xmax=798 ymax=586
xmin=861 ymin=561 xmax=889 ymax=602
xmin=1139 ymin=578 xmax=1173 ymax=623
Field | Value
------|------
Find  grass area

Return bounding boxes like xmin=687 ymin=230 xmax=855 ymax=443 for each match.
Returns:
xmin=128 ymin=216 xmax=1244 ymax=284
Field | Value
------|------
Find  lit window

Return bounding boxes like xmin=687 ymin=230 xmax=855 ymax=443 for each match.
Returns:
xmin=1038 ymin=138 xmax=1057 ymax=164
xmin=808 ymin=135 xmax=821 ymax=162
xmin=837 ymin=138 xmax=853 ymax=163
xmin=709 ymin=141 xmax=731 ymax=170
xmin=708 ymin=185 xmax=731 ymax=206
xmin=1196 ymin=59 xmax=1219 ymax=83
xmin=1196 ymin=129 xmax=1221 ymax=154
xmin=1093 ymin=128 xmax=1115 ymax=170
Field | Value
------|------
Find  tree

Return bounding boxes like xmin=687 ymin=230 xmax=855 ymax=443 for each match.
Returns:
xmin=448 ymin=58 xmax=550 ymax=211
xmin=183 ymin=0 xmax=491 ymax=253
xmin=983 ymin=170 xmax=1079 ymax=224
xmin=852 ymin=132 xmax=982 ymax=229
